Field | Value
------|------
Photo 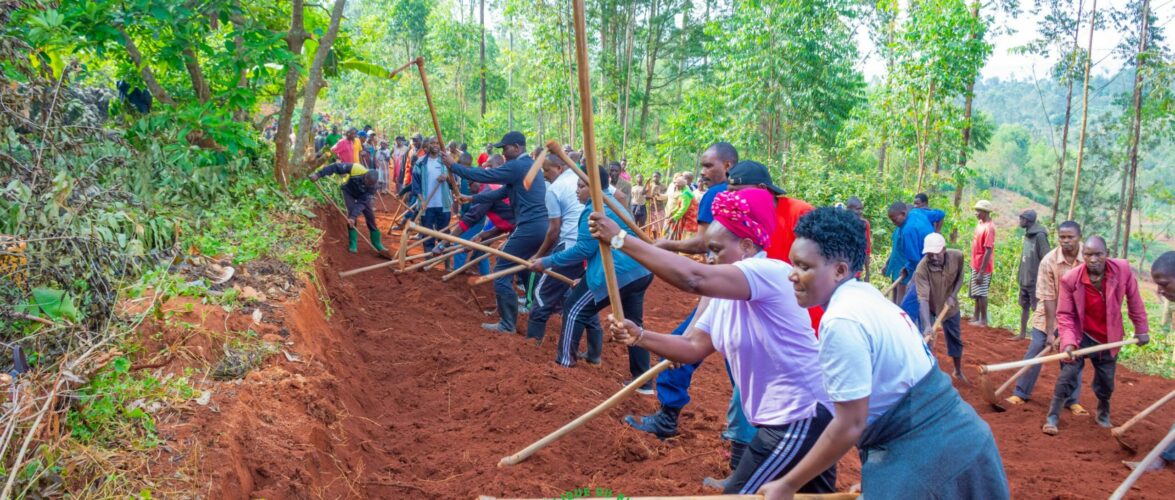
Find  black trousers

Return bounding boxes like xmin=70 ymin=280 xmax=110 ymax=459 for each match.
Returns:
xmin=524 ymin=252 xmax=594 ymax=342
xmin=725 ymin=404 xmax=837 ymax=494
xmin=556 ymin=273 xmax=653 ymax=381
xmin=343 ymin=191 xmax=378 ymax=231
xmin=1050 ymin=334 xmax=1117 ymax=413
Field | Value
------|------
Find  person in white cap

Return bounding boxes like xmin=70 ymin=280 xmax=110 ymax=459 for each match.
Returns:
xmin=914 ymin=232 xmax=967 ymax=381
xmin=969 ymin=199 xmax=996 ymax=327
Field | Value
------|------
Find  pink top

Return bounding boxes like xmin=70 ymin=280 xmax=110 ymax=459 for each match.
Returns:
xmin=694 ymin=255 xmax=829 ymax=426
xmin=1057 ymin=258 xmax=1148 ymax=355
xmin=331 ymin=138 xmax=355 ymax=164
xmin=970 ymin=220 xmax=995 ymax=272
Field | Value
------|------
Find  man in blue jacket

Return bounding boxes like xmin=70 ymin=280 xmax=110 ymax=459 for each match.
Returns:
xmin=886 ymin=201 xmax=939 ymax=325
xmin=444 ymin=131 xmax=547 ymax=334
xmin=530 ymin=165 xmax=653 ymax=392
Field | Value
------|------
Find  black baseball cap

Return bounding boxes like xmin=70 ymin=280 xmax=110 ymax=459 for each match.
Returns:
xmin=728 ymin=160 xmax=785 ymax=195
xmin=492 ymin=131 xmax=526 ymax=148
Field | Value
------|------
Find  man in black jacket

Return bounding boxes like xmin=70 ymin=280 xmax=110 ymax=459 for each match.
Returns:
xmin=1016 ymin=209 xmax=1050 ymax=340
xmin=309 ymin=162 xmax=387 ymax=254
xmin=444 ymin=131 xmax=547 ymax=334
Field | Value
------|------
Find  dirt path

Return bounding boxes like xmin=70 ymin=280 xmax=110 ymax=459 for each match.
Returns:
xmin=158 ymin=209 xmax=1175 ymax=499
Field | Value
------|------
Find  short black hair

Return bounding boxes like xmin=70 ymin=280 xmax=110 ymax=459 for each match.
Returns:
xmin=596 ymin=163 xmax=611 ymax=189
xmin=707 ymin=142 xmax=739 ymax=164
xmin=1058 ymin=220 xmax=1082 ymax=234
xmin=887 ymin=201 xmax=908 ymax=214
xmin=914 ymin=193 xmax=929 ymax=204
xmin=793 ymin=207 xmax=867 ymax=275
xmin=1153 ymin=251 xmax=1175 ymax=276
xmin=458 ymin=152 xmax=472 ymax=165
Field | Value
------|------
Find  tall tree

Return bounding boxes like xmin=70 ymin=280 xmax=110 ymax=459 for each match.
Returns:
xmin=479 ymin=0 xmax=486 ymax=116
xmin=1066 ymin=0 xmax=1098 ymax=220
xmin=292 ymin=0 xmax=347 ymax=171
xmin=274 ymin=0 xmax=308 ymax=186
xmin=1119 ymin=0 xmax=1151 ymax=258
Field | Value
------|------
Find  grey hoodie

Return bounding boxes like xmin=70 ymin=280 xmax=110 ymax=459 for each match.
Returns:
xmin=1018 ymin=222 xmax=1051 ymax=287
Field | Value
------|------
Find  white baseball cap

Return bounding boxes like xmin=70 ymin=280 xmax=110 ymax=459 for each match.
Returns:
xmin=923 ymin=232 xmax=947 ymax=254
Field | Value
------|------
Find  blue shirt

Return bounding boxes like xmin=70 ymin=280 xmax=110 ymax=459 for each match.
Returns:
xmin=542 ymin=195 xmax=651 ymax=302
xmin=697 ymin=181 xmax=728 ymax=224
xmin=895 ymin=209 xmax=937 ymax=283
xmin=913 ymin=207 xmax=945 ymax=226
xmin=448 ymin=154 xmax=547 ymax=227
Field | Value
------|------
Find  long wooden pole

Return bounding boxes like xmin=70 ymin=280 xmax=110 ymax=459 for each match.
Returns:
xmin=1109 ymin=424 xmax=1175 ymax=500
xmin=398 ymin=179 xmax=445 ymax=269
xmin=1112 ymin=388 xmax=1175 ymax=438
xmin=547 ymin=141 xmax=652 ymax=244
xmin=921 ymin=304 xmax=953 ymax=344
xmin=570 ymin=0 xmax=625 ymax=325
xmin=498 ymin=359 xmax=672 ymax=466
xmin=415 ymin=57 xmax=461 ymax=210
xmin=979 ymin=338 xmax=1138 ymax=374
xmin=409 ymin=223 xmax=575 ymax=285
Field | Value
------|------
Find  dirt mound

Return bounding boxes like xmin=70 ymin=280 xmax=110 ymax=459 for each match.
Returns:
xmin=143 ymin=207 xmax=1174 ymax=499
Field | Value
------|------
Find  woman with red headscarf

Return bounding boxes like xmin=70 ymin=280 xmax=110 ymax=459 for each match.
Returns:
xmin=588 ymin=188 xmax=836 ymax=495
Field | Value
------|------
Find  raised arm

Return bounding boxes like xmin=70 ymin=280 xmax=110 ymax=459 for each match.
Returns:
xmin=588 ymin=212 xmax=750 ymax=300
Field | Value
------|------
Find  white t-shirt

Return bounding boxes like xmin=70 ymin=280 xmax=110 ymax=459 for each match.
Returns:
xmin=425 ymin=157 xmax=446 ymax=209
xmin=819 ymin=279 xmax=935 ymax=423
xmin=544 ymin=169 xmax=583 ymax=247
xmin=694 ymin=255 xmax=830 ymax=426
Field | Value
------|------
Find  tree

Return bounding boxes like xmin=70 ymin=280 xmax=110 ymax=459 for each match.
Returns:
xmin=1066 ymin=0 xmax=1098 ymax=220
xmin=291 ymin=0 xmax=348 ymax=172
xmin=274 ymin=0 xmax=309 ymax=186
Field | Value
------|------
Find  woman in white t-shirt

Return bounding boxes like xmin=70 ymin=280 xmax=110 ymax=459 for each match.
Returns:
xmin=590 ymin=189 xmax=837 ymax=495
xmin=757 ymin=207 xmax=1008 ymax=500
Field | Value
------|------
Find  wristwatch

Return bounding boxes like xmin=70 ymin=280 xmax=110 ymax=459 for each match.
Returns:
xmin=610 ymin=229 xmax=628 ymax=250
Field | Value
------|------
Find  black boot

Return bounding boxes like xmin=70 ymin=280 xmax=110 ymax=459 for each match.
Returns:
xmin=1097 ymin=399 xmax=1112 ymax=428
xmin=624 ymin=404 xmax=680 ymax=439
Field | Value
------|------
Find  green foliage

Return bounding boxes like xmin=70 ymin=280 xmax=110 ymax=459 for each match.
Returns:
xmin=65 ymin=358 xmax=196 ymax=447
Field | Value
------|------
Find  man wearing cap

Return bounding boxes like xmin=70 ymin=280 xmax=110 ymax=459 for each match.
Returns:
xmin=308 ymin=161 xmax=388 ymax=255
xmin=625 ymin=142 xmax=735 ymax=439
xmin=445 ymin=131 xmax=547 ymax=334
xmin=914 ymin=232 xmax=966 ymax=380
xmin=1042 ymin=236 xmax=1149 ymax=436
xmin=1016 ymin=209 xmax=1051 ymax=340
xmin=970 ymin=200 xmax=996 ymax=327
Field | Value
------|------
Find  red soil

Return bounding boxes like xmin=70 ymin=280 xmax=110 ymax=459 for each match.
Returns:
xmin=145 ymin=207 xmax=1175 ymax=499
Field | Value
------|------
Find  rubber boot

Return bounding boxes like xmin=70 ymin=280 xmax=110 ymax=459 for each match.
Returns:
xmin=1043 ymin=398 xmax=1063 ymax=435
xmin=369 ymin=230 xmax=387 ymax=252
xmin=1097 ymin=399 xmax=1112 ymax=428
xmin=347 ymin=227 xmax=359 ymax=253
xmin=624 ymin=404 xmax=680 ymax=439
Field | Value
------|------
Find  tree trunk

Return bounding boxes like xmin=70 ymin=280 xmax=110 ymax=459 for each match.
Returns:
xmin=1121 ymin=0 xmax=1150 ymax=259
xmin=291 ymin=0 xmax=347 ymax=173
xmin=639 ymin=0 xmax=663 ymax=140
xmin=1050 ymin=0 xmax=1085 ymax=224
xmin=274 ymin=0 xmax=307 ymax=187
xmin=181 ymin=47 xmax=212 ymax=104
xmin=956 ymin=2 xmax=979 ymax=202
xmin=1066 ymin=0 xmax=1098 ymax=221
xmin=1113 ymin=147 xmax=1129 ymax=256
xmin=230 ymin=4 xmax=249 ymax=121
xmin=479 ymin=0 xmax=486 ymax=117
xmin=915 ymin=80 xmax=936 ymax=191
xmin=620 ymin=1 xmax=635 ymax=154
xmin=116 ymin=26 xmax=174 ymax=105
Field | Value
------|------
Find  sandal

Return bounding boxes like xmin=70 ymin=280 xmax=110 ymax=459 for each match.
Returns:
xmin=1042 ymin=423 xmax=1059 ymax=436
xmin=1069 ymin=403 xmax=1090 ymax=416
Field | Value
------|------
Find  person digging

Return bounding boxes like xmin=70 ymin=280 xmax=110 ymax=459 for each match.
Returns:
xmin=1123 ymin=251 xmax=1175 ymax=472
xmin=914 ymin=232 xmax=967 ymax=382
xmin=310 ymin=162 xmax=387 ymax=255
xmin=1042 ymin=236 xmax=1149 ymax=436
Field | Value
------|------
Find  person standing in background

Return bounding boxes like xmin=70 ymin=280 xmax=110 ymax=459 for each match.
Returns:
xmin=969 ymin=200 xmax=996 ymax=327
xmin=630 ymin=173 xmax=648 ymax=227
xmin=1016 ymin=209 xmax=1050 ymax=340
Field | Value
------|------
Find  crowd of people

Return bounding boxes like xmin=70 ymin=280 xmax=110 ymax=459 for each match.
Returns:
xmin=303 ymin=123 xmax=1172 ymax=498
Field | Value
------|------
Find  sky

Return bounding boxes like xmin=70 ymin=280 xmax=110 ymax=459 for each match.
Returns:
xmin=855 ymin=0 xmax=1175 ymax=81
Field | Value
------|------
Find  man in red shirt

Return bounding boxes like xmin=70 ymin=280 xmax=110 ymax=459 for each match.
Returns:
xmin=969 ymin=200 xmax=996 ymax=326
xmin=726 ymin=161 xmax=822 ymax=329
xmin=1042 ymin=236 xmax=1149 ymax=436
